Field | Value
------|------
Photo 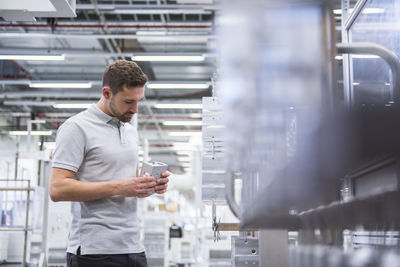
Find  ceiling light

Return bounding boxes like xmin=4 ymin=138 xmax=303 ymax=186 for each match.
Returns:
xmin=352 ymin=55 xmax=379 ymax=59
xmin=115 ymin=9 xmax=211 ymax=15
xmin=178 ymin=158 xmax=191 ymax=163
xmin=10 ymin=131 xmax=53 ymax=136
xmin=333 ymin=8 xmax=385 ymax=15
xmin=335 ymin=55 xmax=379 ymax=60
xmin=0 ymin=54 xmax=65 ymax=61
xmin=163 ymin=121 xmax=202 ymax=126
xmin=136 ymin=31 xmax=167 ymax=36
xmin=154 ymin=104 xmax=202 ymax=109
xmin=181 ymin=162 xmax=192 ymax=167
xmin=168 ymin=131 xmax=202 ymax=137
xmin=353 ymin=82 xmax=360 ymax=85
xmin=147 ymin=83 xmax=209 ymax=89
xmin=176 ymin=151 xmax=193 ymax=155
xmin=132 ymin=55 xmax=204 ymax=62
xmin=29 ymin=82 xmax=92 ymax=88
xmin=362 ymin=8 xmax=386 ymax=14
xmin=173 ymin=143 xmax=196 ymax=150
xmin=53 ymin=103 xmax=92 ymax=109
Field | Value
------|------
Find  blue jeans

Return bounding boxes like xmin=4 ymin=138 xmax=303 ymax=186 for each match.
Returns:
xmin=67 ymin=248 xmax=148 ymax=267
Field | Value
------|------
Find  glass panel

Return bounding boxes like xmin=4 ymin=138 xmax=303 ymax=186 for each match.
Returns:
xmin=350 ymin=0 xmax=400 ymax=106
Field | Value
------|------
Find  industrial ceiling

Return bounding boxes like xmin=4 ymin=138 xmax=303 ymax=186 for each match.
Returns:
xmin=0 ymin=0 xmax=218 ymax=173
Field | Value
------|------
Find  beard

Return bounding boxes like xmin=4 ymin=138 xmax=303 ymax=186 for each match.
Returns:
xmin=109 ymin=98 xmax=134 ymax=123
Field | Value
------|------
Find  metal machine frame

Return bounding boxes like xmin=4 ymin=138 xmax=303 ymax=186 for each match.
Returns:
xmin=223 ymin=0 xmax=400 ymax=266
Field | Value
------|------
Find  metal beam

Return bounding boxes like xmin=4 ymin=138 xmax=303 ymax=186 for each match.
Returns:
xmin=0 ymin=32 xmax=215 ymax=40
xmin=0 ymin=49 xmax=212 ymax=58
xmin=0 ymin=80 xmax=209 ymax=85
xmin=3 ymin=99 xmax=201 ymax=107
xmin=76 ymin=4 xmax=220 ymax=10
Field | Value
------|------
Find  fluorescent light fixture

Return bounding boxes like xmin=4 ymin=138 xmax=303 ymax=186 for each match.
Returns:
xmin=10 ymin=130 xmax=53 ymax=136
xmin=136 ymin=31 xmax=167 ymax=36
xmin=353 ymin=82 xmax=360 ymax=85
xmin=352 ymin=55 xmax=379 ymax=59
xmin=178 ymin=157 xmax=191 ymax=162
xmin=147 ymin=83 xmax=209 ymax=89
xmin=181 ymin=162 xmax=192 ymax=167
xmin=335 ymin=55 xmax=379 ymax=60
xmin=154 ymin=104 xmax=202 ymax=109
xmin=333 ymin=8 xmax=385 ymax=15
xmin=173 ymin=142 xmax=196 ymax=149
xmin=115 ymin=9 xmax=211 ymax=15
xmin=168 ymin=131 xmax=202 ymax=137
xmin=0 ymin=54 xmax=65 ymax=61
xmin=29 ymin=82 xmax=92 ymax=88
xmin=176 ymin=151 xmax=192 ymax=155
xmin=163 ymin=121 xmax=202 ymax=126
xmin=362 ymin=8 xmax=386 ymax=14
xmin=53 ymin=103 xmax=92 ymax=109
xmin=132 ymin=55 xmax=204 ymax=62
xmin=333 ymin=9 xmax=342 ymax=15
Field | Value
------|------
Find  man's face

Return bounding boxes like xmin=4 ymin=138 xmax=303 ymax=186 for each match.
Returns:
xmin=108 ymin=85 xmax=145 ymax=122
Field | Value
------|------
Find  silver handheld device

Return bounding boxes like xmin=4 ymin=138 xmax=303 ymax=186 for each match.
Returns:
xmin=140 ymin=161 xmax=168 ymax=180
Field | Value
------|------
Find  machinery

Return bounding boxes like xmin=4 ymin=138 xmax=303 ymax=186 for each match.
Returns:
xmin=205 ymin=0 xmax=400 ymax=266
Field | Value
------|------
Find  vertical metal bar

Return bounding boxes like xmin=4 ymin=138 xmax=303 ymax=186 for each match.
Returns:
xmin=41 ymin=163 xmax=50 ymax=267
xmin=321 ymin=1 xmax=337 ymax=111
xmin=14 ymin=149 xmax=19 ymax=180
xmin=27 ymin=120 xmax=32 ymax=152
xmin=22 ymin=180 xmax=30 ymax=267
xmin=341 ymin=0 xmax=352 ymax=108
xmin=341 ymin=0 xmax=365 ymax=106
xmin=194 ymin=148 xmax=202 ymax=267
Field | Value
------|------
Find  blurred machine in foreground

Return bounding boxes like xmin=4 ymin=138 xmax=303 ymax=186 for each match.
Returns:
xmin=213 ymin=0 xmax=400 ymax=266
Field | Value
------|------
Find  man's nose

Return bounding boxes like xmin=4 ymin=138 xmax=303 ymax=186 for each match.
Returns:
xmin=130 ymin=103 xmax=139 ymax=113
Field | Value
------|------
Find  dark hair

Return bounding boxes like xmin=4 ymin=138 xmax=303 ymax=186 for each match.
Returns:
xmin=102 ymin=60 xmax=148 ymax=94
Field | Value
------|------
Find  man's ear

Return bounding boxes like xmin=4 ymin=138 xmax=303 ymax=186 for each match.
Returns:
xmin=102 ymin=86 xmax=112 ymax=100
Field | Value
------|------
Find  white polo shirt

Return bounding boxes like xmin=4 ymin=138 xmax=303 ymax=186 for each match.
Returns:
xmin=52 ymin=104 xmax=144 ymax=255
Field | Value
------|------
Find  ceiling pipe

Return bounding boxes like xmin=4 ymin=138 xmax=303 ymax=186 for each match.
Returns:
xmin=75 ymin=4 xmax=219 ymax=10
xmin=2 ymin=99 xmax=201 ymax=107
xmin=0 ymin=23 xmax=212 ymax=29
xmin=0 ymin=49 xmax=212 ymax=58
xmin=0 ymin=32 xmax=215 ymax=40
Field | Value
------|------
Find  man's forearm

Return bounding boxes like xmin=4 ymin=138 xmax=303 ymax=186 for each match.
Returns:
xmin=50 ymin=176 xmax=120 ymax=202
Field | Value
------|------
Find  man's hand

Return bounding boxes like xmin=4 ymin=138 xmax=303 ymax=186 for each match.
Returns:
xmin=155 ymin=171 xmax=170 ymax=195
xmin=117 ymin=177 xmax=156 ymax=198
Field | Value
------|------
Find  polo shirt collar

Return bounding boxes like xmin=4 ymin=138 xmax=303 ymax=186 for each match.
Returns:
xmin=89 ymin=104 xmax=115 ymax=124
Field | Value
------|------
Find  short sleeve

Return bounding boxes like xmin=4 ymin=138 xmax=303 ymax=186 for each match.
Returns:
xmin=52 ymin=120 xmax=86 ymax=173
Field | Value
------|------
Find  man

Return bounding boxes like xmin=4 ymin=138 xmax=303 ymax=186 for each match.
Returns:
xmin=50 ymin=60 xmax=169 ymax=267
